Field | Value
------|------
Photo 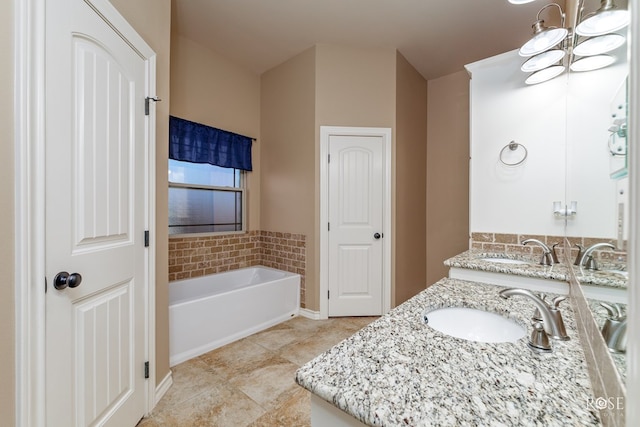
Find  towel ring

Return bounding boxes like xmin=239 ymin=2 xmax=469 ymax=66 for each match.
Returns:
xmin=499 ymin=141 xmax=528 ymax=166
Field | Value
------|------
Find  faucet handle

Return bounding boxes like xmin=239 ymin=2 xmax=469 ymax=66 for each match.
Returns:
xmin=532 ymin=293 xmax=547 ymax=321
xmin=599 ymin=302 xmax=623 ymax=320
xmin=551 ymin=296 xmax=566 ymax=309
xmin=573 ymin=244 xmax=584 ymax=266
xmin=550 ymin=242 xmax=560 ymax=264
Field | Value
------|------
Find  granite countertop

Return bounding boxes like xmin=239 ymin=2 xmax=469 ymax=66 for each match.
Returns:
xmin=296 ymin=278 xmax=600 ymax=426
xmin=444 ymin=249 xmax=627 ymax=289
xmin=588 ymin=299 xmax=627 ymax=383
xmin=577 ymin=266 xmax=628 ymax=289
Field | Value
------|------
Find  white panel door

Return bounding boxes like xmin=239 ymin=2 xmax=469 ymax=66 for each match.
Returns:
xmin=45 ymin=0 xmax=150 ymax=425
xmin=328 ymin=135 xmax=384 ymax=316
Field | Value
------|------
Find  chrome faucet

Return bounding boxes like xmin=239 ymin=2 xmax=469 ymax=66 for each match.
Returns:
xmin=599 ymin=302 xmax=627 ymax=353
xmin=522 ymin=239 xmax=554 ymax=266
xmin=578 ymin=242 xmax=615 ymax=270
xmin=499 ymin=288 xmax=569 ymax=341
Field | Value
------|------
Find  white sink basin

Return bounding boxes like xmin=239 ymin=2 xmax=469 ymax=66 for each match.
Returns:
xmin=479 ymin=257 xmax=532 ymax=265
xmin=423 ymin=307 xmax=525 ymax=343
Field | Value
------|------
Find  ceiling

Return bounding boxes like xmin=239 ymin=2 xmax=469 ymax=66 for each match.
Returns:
xmin=171 ymin=0 xmax=562 ymax=80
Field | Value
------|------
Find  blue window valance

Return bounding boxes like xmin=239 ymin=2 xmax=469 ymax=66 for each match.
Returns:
xmin=169 ymin=116 xmax=253 ymax=171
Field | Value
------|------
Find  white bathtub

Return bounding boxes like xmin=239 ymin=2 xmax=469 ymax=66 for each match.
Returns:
xmin=169 ymin=266 xmax=300 ymax=366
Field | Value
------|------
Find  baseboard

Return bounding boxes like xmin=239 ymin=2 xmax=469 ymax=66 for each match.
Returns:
xmin=154 ymin=370 xmax=173 ymax=407
xmin=298 ymin=308 xmax=322 ymax=320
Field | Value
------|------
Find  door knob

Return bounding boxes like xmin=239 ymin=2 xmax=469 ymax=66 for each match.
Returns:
xmin=53 ymin=271 xmax=83 ymax=290
xmin=374 ymin=233 xmax=381 ymax=239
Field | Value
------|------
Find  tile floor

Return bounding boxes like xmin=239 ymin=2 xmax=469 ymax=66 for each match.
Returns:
xmin=138 ymin=315 xmax=378 ymax=427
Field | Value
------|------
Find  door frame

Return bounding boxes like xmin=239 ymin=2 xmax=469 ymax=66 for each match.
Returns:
xmin=319 ymin=126 xmax=392 ymax=319
xmin=14 ymin=0 xmax=157 ymax=424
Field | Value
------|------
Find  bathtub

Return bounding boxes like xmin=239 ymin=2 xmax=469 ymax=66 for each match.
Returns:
xmin=169 ymin=266 xmax=300 ymax=366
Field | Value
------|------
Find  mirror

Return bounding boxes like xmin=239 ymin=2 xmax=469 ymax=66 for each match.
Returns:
xmin=565 ymin=0 xmax=629 ymax=383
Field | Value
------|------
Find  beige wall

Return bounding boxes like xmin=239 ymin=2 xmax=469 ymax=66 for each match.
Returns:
xmin=260 ymin=47 xmax=317 ymax=308
xmin=1 ymin=0 xmax=15 ymax=424
xmin=315 ymin=44 xmax=396 ymax=127
xmin=109 ymin=0 xmax=172 ymax=385
xmin=395 ymin=53 xmax=428 ymax=305
xmin=315 ymin=44 xmax=397 ymax=310
xmin=261 ymin=44 xmax=414 ymax=311
xmin=426 ymin=70 xmax=470 ymax=286
xmin=170 ymin=34 xmax=261 ymax=230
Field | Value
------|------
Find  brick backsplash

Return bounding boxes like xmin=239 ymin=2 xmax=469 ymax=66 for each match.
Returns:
xmin=259 ymin=231 xmax=307 ymax=307
xmin=169 ymin=230 xmax=307 ymax=307
xmin=470 ymin=232 xmax=627 ymax=263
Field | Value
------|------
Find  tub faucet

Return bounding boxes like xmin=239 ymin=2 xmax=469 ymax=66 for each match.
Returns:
xmin=499 ymin=288 xmax=569 ymax=341
xmin=578 ymin=242 xmax=615 ymax=270
xmin=522 ymin=239 xmax=554 ymax=266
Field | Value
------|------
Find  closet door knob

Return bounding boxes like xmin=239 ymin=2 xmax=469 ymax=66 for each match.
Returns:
xmin=374 ymin=233 xmax=381 ymax=240
xmin=53 ymin=271 xmax=83 ymax=290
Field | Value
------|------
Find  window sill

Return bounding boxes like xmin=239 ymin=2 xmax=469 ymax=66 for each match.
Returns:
xmin=168 ymin=230 xmax=248 ymax=239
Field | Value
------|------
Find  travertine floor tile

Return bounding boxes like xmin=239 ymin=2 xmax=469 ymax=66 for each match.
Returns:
xmin=229 ymin=355 xmax=300 ymax=410
xmin=245 ymin=323 xmax=310 ymax=351
xmin=197 ymin=338 xmax=273 ymax=381
xmin=248 ymin=387 xmax=312 ymax=427
xmin=148 ymin=385 xmax=265 ymax=427
xmin=142 ymin=315 xmax=376 ymax=426
xmin=154 ymin=359 xmax=222 ymax=410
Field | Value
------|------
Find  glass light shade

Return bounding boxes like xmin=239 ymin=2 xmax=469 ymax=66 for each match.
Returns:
xmin=575 ymin=9 xmax=630 ymax=36
xmin=570 ymin=55 xmax=615 ymax=71
xmin=519 ymin=27 xmax=568 ymax=57
xmin=573 ymin=34 xmax=625 ymax=56
xmin=521 ymin=49 xmax=566 ymax=72
xmin=525 ymin=65 xmax=566 ymax=85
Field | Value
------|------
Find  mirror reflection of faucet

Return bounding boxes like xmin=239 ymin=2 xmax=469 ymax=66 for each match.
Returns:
xmin=576 ymin=242 xmax=616 ymax=270
xmin=522 ymin=238 xmax=558 ymax=266
xmin=599 ymin=302 xmax=627 ymax=354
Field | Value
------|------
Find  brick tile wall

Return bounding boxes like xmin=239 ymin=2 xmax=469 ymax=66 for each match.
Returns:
xmin=470 ymin=232 xmax=627 ymax=264
xmin=259 ymin=231 xmax=307 ymax=308
xmin=168 ymin=230 xmax=307 ymax=307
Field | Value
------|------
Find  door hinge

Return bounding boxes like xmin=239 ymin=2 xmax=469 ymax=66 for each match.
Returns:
xmin=144 ymin=230 xmax=150 ymax=247
xmin=328 ymin=290 xmax=330 ymax=299
xmin=144 ymin=361 xmax=150 ymax=379
xmin=328 ymin=154 xmax=330 ymax=163
xmin=145 ymin=96 xmax=161 ymax=116
xmin=45 ymin=276 xmax=48 ymax=293
xmin=328 ymin=222 xmax=330 ymax=231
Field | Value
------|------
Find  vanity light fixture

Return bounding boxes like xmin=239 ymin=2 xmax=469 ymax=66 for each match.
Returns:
xmin=521 ymin=49 xmax=566 ymax=72
xmin=513 ymin=0 xmax=629 ymax=84
xmin=525 ymin=64 xmax=566 ymax=84
xmin=519 ymin=5 xmax=568 ymax=58
xmin=570 ymin=54 xmax=616 ymax=71
xmin=575 ymin=0 xmax=630 ymax=36
xmin=572 ymin=33 xmax=626 ymax=56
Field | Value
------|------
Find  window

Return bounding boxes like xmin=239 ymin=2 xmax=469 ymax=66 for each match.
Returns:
xmin=168 ymin=159 xmax=245 ymax=234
